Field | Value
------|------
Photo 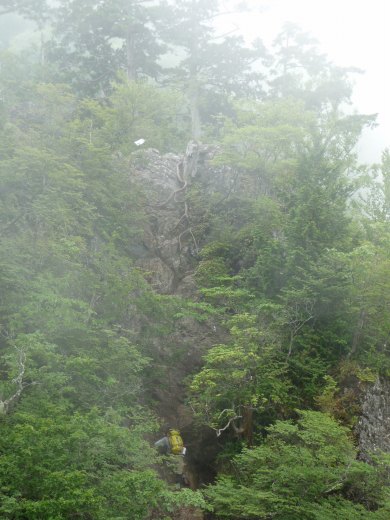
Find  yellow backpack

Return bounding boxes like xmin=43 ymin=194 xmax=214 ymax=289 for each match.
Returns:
xmin=168 ymin=429 xmax=184 ymax=454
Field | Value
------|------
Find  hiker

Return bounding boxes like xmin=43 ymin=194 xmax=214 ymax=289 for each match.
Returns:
xmin=154 ymin=428 xmax=186 ymax=455
xmin=154 ymin=432 xmax=171 ymax=454
xmin=155 ymin=428 xmax=187 ymax=487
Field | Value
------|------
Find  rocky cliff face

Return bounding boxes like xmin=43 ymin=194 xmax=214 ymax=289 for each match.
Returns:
xmin=131 ymin=141 xmax=236 ymax=295
xmin=130 ymin=142 xmax=233 ymax=487
xmin=357 ymin=377 xmax=390 ymax=461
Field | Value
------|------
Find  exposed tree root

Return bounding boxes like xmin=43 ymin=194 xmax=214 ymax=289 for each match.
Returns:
xmin=153 ymin=142 xmax=201 ymax=257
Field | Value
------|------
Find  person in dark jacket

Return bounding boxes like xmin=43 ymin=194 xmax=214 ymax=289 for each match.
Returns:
xmin=154 ymin=429 xmax=187 ymax=487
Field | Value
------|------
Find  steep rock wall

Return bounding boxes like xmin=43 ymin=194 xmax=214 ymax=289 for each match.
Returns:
xmin=131 ymin=141 xmax=235 ymax=295
xmin=357 ymin=377 xmax=390 ymax=460
xmin=130 ymin=142 xmax=233 ymax=487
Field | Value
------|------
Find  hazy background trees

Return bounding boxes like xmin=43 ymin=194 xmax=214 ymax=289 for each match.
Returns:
xmin=1 ymin=1 xmax=390 ymax=518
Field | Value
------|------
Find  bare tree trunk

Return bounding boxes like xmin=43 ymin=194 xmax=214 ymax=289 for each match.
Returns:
xmin=40 ymin=25 xmax=46 ymax=68
xmin=188 ymin=77 xmax=201 ymax=140
xmin=242 ymin=406 xmax=254 ymax=446
xmin=350 ymin=308 xmax=366 ymax=356
xmin=126 ymin=25 xmax=137 ymax=80
xmin=0 ymin=349 xmax=34 ymax=415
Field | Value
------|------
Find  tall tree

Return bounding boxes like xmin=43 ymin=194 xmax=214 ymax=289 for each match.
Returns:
xmin=269 ymin=23 xmax=358 ymax=112
xmin=48 ymin=0 xmax=165 ymax=95
xmin=162 ymin=0 xmax=266 ymax=139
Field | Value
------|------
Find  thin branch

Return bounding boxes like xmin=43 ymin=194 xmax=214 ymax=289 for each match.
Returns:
xmin=213 ymin=414 xmax=243 ymax=437
xmin=0 ymin=348 xmax=30 ymax=414
xmin=178 ymin=227 xmax=198 ymax=253
xmin=154 ymin=160 xmax=186 ymax=208
xmin=188 ymin=228 xmax=199 ymax=253
xmin=211 ymin=24 xmax=240 ymax=41
xmin=173 ymin=201 xmax=189 ymax=230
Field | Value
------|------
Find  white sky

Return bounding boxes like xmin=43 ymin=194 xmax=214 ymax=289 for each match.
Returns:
xmin=219 ymin=0 xmax=390 ymax=162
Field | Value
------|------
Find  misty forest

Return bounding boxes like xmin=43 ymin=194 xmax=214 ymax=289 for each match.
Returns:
xmin=1 ymin=1 xmax=390 ymax=519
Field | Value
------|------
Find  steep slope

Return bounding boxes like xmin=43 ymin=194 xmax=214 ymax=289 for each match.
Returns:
xmin=131 ymin=142 xmax=234 ymax=487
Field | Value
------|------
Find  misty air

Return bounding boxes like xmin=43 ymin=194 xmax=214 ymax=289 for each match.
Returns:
xmin=0 ymin=1 xmax=389 ymax=518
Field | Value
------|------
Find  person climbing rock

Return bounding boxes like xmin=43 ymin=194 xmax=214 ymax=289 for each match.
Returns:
xmin=154 ymin=432 xmax=171 ymax=454
xmin=155 ymin=428 xmax=188 ymax=488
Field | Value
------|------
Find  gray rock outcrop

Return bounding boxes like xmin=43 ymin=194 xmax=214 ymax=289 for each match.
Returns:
xmin=131 ymin=141 xmax=235 ymax=294
xmin=357 ymin=377 xmax=390 ymax=460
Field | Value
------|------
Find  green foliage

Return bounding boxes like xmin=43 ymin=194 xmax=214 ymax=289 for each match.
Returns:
xmin=89 ymin=77 xmax=187 ymax=154
xmin=0 ymin=407 xmax=166 ymax=519
xmin=205 ymin=411 xmax=390 ymax=519
xmin=0 ymin=52 xmax=191 ymax=519
xmin=214 ymin=98 xmax=312 ymax=176
xmin=161 ymin=488 xmax=210 ymax=514
xmin=270 ymin=23 xmax=357 ymax=112
xmin=190 ymin=313 xmax=294 ymax=436
xmin=163 ymin=0 xmax=266 ymax=138
xmin=1 ymin=12 xmax=389 ymax=520
xmin=47 ymin=0 xmax=165 ymax=94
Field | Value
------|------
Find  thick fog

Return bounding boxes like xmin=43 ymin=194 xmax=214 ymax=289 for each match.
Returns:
xmin=218 ymin=0 xmax=389 ymax=162
xmin=2 ymin=0 xmax=388 ymax=161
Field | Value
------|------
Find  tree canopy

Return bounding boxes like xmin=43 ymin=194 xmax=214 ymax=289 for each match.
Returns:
xmin=0 ymin=2 xmax=389 ymax=519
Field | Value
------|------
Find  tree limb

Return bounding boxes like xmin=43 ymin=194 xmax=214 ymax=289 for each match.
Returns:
xmin=213 ymin=414 xmax=243 ymax=437
xmin=0 ymin=348 xmax=32 ymax=414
